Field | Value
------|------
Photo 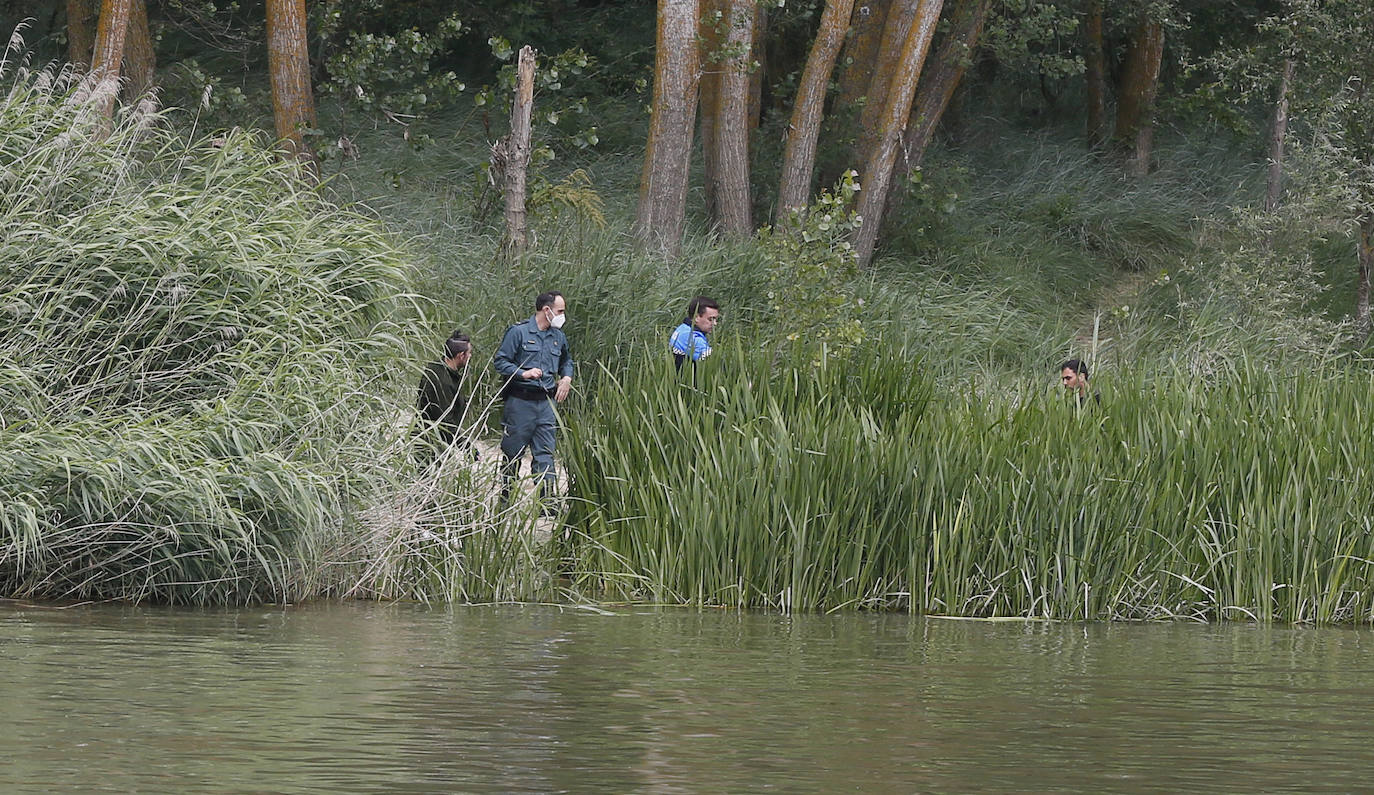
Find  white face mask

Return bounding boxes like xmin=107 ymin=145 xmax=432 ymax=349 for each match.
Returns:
xmin=548 ymin=311 xmax=566 ymax=330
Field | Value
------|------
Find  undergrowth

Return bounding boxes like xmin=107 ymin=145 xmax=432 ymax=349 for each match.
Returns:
xmin=564 ymin=348 xmax=1374 ymax=622
xmin=0 ymin=58 xmax=431 ymax=603
xmin=4 ymin=45 xmax=1367 ymax=618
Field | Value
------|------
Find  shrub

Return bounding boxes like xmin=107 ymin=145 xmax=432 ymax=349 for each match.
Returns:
xmin=0 ymin=60 xmax=418 ymax=603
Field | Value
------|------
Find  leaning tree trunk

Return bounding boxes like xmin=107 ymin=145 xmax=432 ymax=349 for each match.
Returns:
xmin=66 ymin=0 xmax=99 ymax=68
xmin=1358 ymin=212 xmax=1373 ymax=343
xmin=1265 ymin=58 xmax=1296 ymax=213
xmin=265 ymin=0 xmax=318 ymax=175
xmin=90 ymin=0 xmax=132 ymax=120
xmin=776 ymin=0 xmax=855 ymax=218
xmin=855 ymin=0 xmax=922 ymax=170
xmin=852 ymin=0 xmax=944 ymax=267
xmin=1114 ymin=17 xmax=1164 ymax=177
xmin=1083 ymin=0 xmax=1108 ymax=148
xmin=634 ymin=0 xmax=701 ymax=258
xmin=820 ymin=0 xmax=890 ymax=188
xmin=121 ymin=0 xmax=155 ymax=101
xmin=879 ymin=0 xmax=990 ymax=232
xmin=836 ymin=0 xmax=891 ymax=111
xmin=896 ymin=0 xmax=991 ymax=175
xmin=494 ymin=46 xmax=536 ymax=257
xmin=709 ymin=0 xmax=757 ymax=236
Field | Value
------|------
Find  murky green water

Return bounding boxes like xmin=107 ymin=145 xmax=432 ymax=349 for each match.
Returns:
xmin=3 ymin=601 xmax=1373 ymax=792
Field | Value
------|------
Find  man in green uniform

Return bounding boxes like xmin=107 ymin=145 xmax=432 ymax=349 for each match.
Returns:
xmin=493 ymin=291 xmax=574 ymax=508
xmin=415 ymin=331 xmax=473 ymax=464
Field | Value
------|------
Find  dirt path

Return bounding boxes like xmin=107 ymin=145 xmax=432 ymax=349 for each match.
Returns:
xmin=1070 ymin=270 xmax=1155 ymax=360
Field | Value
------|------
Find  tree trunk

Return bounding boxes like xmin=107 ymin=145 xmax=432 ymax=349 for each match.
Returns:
xmin=634 ymin=0 xmax=701 ymax=258
xmin=1265 ymin=58 xmax=1295 ymax=213
xmin=265 ymin=0 xmax=318 ymax=175
xmin=748 ymin=3 xmax=767 ymax=132
xmin=878 ymin=0 xmax=989 ymax=232
xmin=90 ymin=0 xmax=132 ymax=120
xmin=836 ymin=0 xmax=891 ymax=111
xmin=855 ymin=0 xmax=922 ymax=168
xmin=1358 ymin=212 xmax=1373 ymax=343
xmin=852 ymin=0 xmax=944 ymax=266
xmin=496 ymin=46 xmax=536 ymax=257
xmin=896 ymin=0 xmax=991 ymax=174
xmin=1114 ymin=17 xmax=1164 ymax=177
xmin=818 ymin=0 xmax=890 ymax=188
xmin=699 ymin=0 xmax=723 ymax=223
xmin=777 ymin=0 xmax=855 ymax=218
xmin=67 ymin=0 xmax=99 ymax=68
xmin=1083 ymin=0 xmax=1107 ymax=148
xmin=121 ymin=0 xmax=155 ymax=101
xmin=709 ymin=0 xmax=756 ymax=236
xmin=1131 ymin=110 xmax=1156 ymax=177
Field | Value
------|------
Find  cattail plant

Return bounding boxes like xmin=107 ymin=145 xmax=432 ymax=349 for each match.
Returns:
xmin=563 ymin=344 xmax=1374 ymax=623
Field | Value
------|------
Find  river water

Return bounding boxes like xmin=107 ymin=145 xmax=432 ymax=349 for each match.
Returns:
xmin=3 ymin=601 xmax=1372 ymax=793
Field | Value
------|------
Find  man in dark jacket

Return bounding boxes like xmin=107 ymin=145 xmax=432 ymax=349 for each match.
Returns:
xmin=1059 ymin=358 xmax=1101 ymax=408
xmin=415 ymin=332 xmax=473 ymax=464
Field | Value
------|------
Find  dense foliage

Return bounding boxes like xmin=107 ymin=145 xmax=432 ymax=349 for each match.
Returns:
xmin=3 ymin=0 xmax=1373 ymax=619
xmin=0 ymin=63 xmax=417 ymax=603
xmin=564 ymin=348 xmax=1374 ymax=622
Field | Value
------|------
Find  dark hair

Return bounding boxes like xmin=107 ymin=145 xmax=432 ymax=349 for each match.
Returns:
xmin=1059 ymin=358 xmax=1088 ymax=378
xmin=684 ymin=296 xmax=719 ymax=322
xmin=535 ymin=291 xmax=563 ymax=311
xmin=444 ymin=332 xmax=471 ymax=359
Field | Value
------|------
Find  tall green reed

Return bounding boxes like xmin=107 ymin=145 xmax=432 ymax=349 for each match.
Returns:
xmin=0 ymin=56 xmax=433 ymax=603
xmin=563 ymin=345 xmax=1374 ymax=622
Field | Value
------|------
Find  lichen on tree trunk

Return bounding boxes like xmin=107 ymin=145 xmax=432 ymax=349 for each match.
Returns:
xmin=855 ymin=0 xmax=922 ymax=169
xmin=634 ymin=0 xmax=701 ymax=258
xmin=836 ymin=0 xmax=891 ymax=112
xmin=747 ymin=3 xmax=767 ymax=133
xmin=90 ymin=0 xmax=132 ymax=121
xmin=708 ymin=0 xmax=756 ymax=236
xmin=877 ymin=0 xmax=990 ymax=236
xmin=894 ymin=0 xmax=990 ymax=179
xmin=265 ymin=0 xmax=318 ymax=177
xmin=66 ymin=0 xmax=99 ymax=69
xmin=777 ymin=0 xmax=855 ymax=218
xmin=121 ymin=0 xmax=155 ymax=102
xmin=1114 ymin=17 xmax=1165 ymax=177
xmin=698 ymin=0 xmax=723 ymax=223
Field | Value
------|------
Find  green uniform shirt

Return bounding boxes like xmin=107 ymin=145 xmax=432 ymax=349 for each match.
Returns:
xmin=492 ymin=316 xmax=574 ymax=395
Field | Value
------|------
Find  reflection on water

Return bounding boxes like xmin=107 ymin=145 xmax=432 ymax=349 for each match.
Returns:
xmin=2 ymin=601 xmax=1372 ymax=792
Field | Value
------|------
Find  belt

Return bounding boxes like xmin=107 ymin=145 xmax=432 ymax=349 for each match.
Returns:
xmin=508 ymin=387 xmax=555 ymax=400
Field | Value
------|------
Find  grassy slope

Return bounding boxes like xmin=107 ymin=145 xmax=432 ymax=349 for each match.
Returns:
xmin=323 ymin=93 xmax=1350 ymax=378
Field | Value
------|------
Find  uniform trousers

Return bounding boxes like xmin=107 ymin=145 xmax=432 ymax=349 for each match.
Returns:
xmin=499 ymin=393 xmax=558 ymax=497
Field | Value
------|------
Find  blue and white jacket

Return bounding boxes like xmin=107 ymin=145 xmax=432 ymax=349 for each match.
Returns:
xmin=669 ymin=322 xmax=711 ymax=366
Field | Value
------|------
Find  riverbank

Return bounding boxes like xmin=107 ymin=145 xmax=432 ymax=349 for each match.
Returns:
xmin=4 ymin=61 xmax=1373 ymax=620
